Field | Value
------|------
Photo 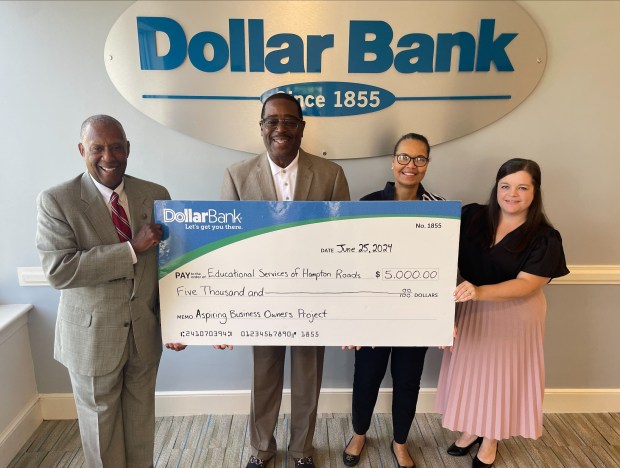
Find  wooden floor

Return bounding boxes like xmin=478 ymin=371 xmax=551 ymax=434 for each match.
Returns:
xmin=8 ymin=413 xmax=620 ymax=467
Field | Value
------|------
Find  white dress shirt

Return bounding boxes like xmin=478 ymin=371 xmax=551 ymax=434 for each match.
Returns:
xmin=266 ymin=152 xmax=299 ymax=201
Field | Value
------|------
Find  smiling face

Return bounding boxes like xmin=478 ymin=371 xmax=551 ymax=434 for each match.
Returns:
xmin=79 ymin=120 xmax=129 ymax=189
xmin=260 ymin=96 xmax=305 ymax=168
xmin=392 ymin=138 xmax=429 ymax=195
xmin=496 ymin=170 xmax=535 ymax=219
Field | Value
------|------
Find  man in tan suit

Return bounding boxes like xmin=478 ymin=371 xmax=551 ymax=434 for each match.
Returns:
xmin=36 ymin=115 xmax=172 ymax=467
xmin=221 ymin=93 xmax=350 ymax=468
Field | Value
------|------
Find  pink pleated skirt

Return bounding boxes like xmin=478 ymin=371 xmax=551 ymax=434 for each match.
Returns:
xmin=435 ymin=290 xmax=547 ymax=440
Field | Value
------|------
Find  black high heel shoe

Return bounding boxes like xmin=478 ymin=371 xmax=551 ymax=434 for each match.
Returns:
xmin=390 ymin=441 xmax=416 ymax=468
xmin=342 ymin=435 xmax=366 ymax=467
xmin=446 ymin=436 xmax=483 ymax=456
xmin=472 ymin=444 xmax=498 ymax=468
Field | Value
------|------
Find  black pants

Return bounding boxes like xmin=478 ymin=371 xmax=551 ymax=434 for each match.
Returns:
xmin=351 ymin=346 xmax=428 ymax=443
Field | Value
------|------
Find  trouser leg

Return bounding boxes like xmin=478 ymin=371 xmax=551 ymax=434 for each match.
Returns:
xmin=250 ymin=346 xmax=286 ymax=460
xmin=288 ymin=346 xmax=325 ymax=459
xmin=122 ymin=329 xmax=159 ymax=468
xmin=351 ymin=347 xmax=391 ymax=436
xmin=391 ymin=346 xmax=428 ymax=444
xmin=69 ymin=342 xmax=129 ymax=468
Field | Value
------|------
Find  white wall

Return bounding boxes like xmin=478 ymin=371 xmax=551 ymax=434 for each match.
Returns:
xmin=0 ymin=1 xmax=618 ymax=396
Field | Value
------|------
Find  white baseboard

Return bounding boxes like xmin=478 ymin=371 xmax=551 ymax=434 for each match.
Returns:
xmin=39 ymin=393 xmax=79 ymax=420
xmin=0 ymin=396 xmax=42 ymax=468
xmin=542 ymin=389 xmax=620 ymax=413
xmin=5 ymin=390 xmax=618 ymax=466
xmin=38 ymin=388 xmax=620 ymax=420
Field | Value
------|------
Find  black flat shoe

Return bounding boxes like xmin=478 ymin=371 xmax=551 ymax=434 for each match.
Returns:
xmin=447 ymin=436 xmax=483 ymax=456
xmin=342 ymin=435 xmax=366 ymax=466
xmin=390 ymin=441 xmax=416 ymax=468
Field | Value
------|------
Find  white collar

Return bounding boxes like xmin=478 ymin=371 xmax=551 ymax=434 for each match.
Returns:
xmin=88 ymin=173 xmax=126 ymax=202
xmin=266 ymin=151 xmax=300 ymax=175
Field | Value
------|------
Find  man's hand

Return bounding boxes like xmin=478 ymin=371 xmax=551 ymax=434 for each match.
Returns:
xmin=131 ymin=223 xmax=163 ymax=253
xmin=165 ymin=343 xmax=187 ymax=351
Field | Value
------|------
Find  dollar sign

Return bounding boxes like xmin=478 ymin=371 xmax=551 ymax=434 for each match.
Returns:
xmin=376 ymin=271 xmax=380 ymax=278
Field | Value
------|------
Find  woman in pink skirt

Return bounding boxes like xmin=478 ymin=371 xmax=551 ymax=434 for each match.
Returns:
xmin=435 ymin=158 xmax=569 ymax=468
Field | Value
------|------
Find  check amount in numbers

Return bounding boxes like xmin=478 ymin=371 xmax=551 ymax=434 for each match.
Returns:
xmin=377 ymin=269 xmax=439 ymax=280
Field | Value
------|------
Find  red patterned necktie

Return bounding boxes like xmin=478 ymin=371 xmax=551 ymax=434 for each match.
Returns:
xmin=110 ymin=191 xmax=132 ymax=242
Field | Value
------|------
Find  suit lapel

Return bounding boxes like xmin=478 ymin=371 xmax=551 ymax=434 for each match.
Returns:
xmin=80 ymin=173 xmax=119 ymax=246
xmin=294 ymin=149 xmax=313 ymax=200
xmin=124 ymin=176 xmax=150 ymax=237
xmin=254 ymin=153 xmax=278 ymax=200
xmin=124 ymin=177 xmax=148 ymax=292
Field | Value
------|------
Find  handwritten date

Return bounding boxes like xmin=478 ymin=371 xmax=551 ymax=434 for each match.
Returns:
xmin=320 ymin=243 xmax=393 ymax=254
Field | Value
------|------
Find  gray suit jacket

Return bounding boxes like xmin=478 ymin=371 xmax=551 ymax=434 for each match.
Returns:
xmin=36 ymin=173 xmax=170 ymax=376
xmin=221 ymin=149 xmax=350 ymax=201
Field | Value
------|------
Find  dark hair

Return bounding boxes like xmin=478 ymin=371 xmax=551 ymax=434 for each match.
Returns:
xmin=261 ymin=92 xmax=303 ymax=120
xmin=393 ymin=133 xmax=430 ymax=158
xmin=483 ymin=158 xmax=552 ymax=251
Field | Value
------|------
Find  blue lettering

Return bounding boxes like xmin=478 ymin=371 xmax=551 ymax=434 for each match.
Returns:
xmin=394 ymin=33 xmax=434 ymax=73
xmin=476 ymin=19 xmax=517 ymax=71
xmin=137 ymin=17 xmax=187 ymax=70
xmin=229 ymin=19 xmax=246 ymax=72
xmin=188 ymin=32 xmax=229 ymax=72
xmin=265 ymin=33 xmax=305 ymax=73
xmin=348 ymin=21 xmax=393 ymax=73
xmin=349 ymin=19 xmax=515 ymax=74
xmin=436 ymin=32 xmax=476 ymax=72
xmin=307 ymin=35 xmax=334 ymax=73
xmin=137 ymin=18 xmax=335 ymax=74
xmin=136 ymin=17 xmax=515 ymax=75
xmin=248 ymin=19 xmax=265 ymax=72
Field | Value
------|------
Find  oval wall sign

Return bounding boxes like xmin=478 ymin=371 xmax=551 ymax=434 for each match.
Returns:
xmin=105 ymin=1 xmax=546 ymax=159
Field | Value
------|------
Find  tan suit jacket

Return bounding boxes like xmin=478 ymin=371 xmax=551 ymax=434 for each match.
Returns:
xmin=36 ymin=173 xmax=170 ymax=376
xmin=221 ymin=149 xmax=350 ymax=202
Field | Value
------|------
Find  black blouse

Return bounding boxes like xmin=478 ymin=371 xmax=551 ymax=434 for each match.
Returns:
xmin=361 ymin=182 xmax=444 ymax=201
xmin=459 ymin=203 xmax=569 ymax=286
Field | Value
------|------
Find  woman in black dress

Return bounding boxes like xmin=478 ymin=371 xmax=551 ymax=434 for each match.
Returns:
xmin=343 ymin=133 xmax=443 ymax=468
xmin=435 ymin=158 xmax=569 ymax=468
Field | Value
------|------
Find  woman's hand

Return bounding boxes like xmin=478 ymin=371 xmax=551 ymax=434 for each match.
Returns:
xmin=341 ymin=345 xmax=362 ymax=350
xmin=454 ymin=281 xmax=479 ymax=302
xmin=455 ymin=272 xmax=550 ymax=303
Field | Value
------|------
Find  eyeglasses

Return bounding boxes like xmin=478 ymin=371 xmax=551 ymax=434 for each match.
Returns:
xmin=395 ymin=153 xmax=429 ymax=167
xmin=260 ymin=118 xmax=303 ymax=129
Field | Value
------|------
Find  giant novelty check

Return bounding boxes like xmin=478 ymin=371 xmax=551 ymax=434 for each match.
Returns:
xmin=156 ymin=200 xmax=460 ymax=346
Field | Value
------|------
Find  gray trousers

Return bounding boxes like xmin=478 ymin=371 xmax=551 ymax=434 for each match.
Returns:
xmin=69 ymin=329 xmax=159 ymax=468
xmin=250 ymin=346 xmax=325 ymax=460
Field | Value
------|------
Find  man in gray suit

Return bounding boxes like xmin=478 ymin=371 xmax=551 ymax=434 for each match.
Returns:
xmin=36 ymin=115 xmax=171 ymax=467
xmin=220 ymin=93 xmax=350 ymax=468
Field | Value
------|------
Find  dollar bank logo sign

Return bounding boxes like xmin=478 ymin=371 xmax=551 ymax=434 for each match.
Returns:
xmin=106 ymin=1 xmax=546 ymax=158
